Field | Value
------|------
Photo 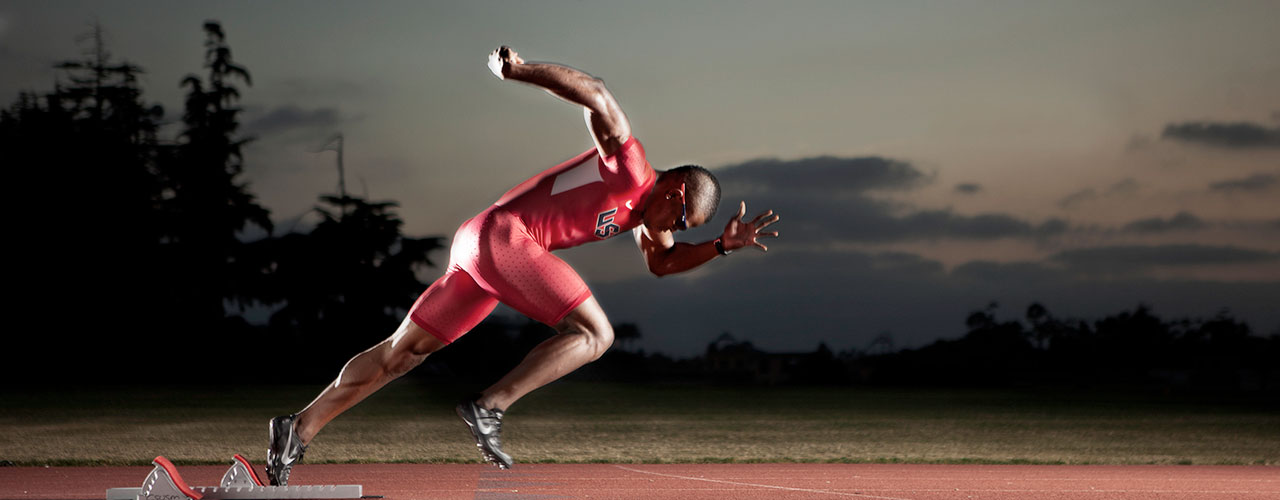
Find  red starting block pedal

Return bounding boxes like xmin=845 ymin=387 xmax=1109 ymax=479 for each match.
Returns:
xmin=106 ymin=455 xmax=367 ymax=500
xmin=221 ymin=454 xmax=265 ymax=488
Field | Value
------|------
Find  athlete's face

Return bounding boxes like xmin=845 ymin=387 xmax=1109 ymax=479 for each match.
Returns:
xmin=646 ymin=175 xmax=707 ymax=232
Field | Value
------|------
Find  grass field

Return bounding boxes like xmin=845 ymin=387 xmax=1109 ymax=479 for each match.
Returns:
xmin=1 ymin=381 xmax=1277 ymax=466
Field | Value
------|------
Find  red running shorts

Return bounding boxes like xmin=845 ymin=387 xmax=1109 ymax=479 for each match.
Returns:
xmin=407 ymin=208 xmax=593 ymax=343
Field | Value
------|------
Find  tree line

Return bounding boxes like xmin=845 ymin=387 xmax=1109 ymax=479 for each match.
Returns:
xmin=600 ymin=302 xmax=1276 ymax=392
xmin=861 ymin=302 xmax=1277 ymax=390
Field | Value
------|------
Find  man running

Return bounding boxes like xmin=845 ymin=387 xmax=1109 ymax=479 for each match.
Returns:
xmin=266 ymin=46 xmax=780 ymax=483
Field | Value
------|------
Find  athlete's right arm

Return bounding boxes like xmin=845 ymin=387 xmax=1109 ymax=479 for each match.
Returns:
xmin=488 ymin=46 xmax=631 ymax=157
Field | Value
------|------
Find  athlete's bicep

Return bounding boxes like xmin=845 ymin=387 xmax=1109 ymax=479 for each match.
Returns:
xmin=584 ymin=89 xmax=631 ymax=157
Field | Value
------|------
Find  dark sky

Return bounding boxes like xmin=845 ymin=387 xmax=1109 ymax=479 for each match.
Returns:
xmin=3 ymin=1 xmax=1277 ymax=354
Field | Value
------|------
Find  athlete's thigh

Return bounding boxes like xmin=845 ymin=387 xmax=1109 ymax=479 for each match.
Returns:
xmin=466 ymin=214 xmax=593 ymax=326
xmin=407 ymin=266 xmax=499 ymax=344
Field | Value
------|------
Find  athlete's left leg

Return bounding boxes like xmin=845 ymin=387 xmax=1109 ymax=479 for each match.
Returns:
xmin=476 ymin=295 xmax=613 ymax=411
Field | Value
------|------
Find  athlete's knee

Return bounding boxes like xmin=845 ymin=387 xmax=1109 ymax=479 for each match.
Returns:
xmin=556 ymin=296 xmax=613 ymax=360
xmin=560 ymin=319 xmax=613 ymax=361
xmin=381 ymin=343 xmax=426 ymax=377
xmin=382 ymin=318 xmax=447 ymax=376
xmin=587 ymin=323 xmax=614 ymax=360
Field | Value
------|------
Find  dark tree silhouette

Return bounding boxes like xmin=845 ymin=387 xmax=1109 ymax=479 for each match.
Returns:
xmin=265 ymin=194 xmax=444 ymax=372
xmin=156 ymin=21 xmax=273 ymax=332
xmin=2 ymin=23 xmax=170 ymax=374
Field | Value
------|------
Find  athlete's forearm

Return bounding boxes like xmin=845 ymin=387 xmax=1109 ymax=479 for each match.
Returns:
xmin=506 ymin=63 xmax=612 ymax=114
xmin=649 ymin=239 xmax=724 ymax=277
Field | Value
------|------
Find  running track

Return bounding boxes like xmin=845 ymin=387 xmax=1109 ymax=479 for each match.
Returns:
xmin=2 ymin=463 xmax=1277 ymax=499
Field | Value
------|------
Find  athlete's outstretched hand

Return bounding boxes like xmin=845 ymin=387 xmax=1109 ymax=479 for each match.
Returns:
xmin=721 ymin=201 xmax=780 ymax=252
xmin=488 ymin=46 xmax=524 ymax=80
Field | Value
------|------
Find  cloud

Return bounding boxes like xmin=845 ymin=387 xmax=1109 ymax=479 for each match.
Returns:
xmin=1057 ymin=188 xmax=1096 ymax=209
xmin=1107 ymin=178 xmax=1140 ymax=196
xmin=1208 ymin=173 xmax=1278 ymax=193
xmin=1161 ymin=120 xmax=1280 ymax=149
xmin=1057 ymin=178 xmax=1138 ymax=209
xmin=954 ymin=183 xmax=982 ymax=194
xmin=1050 ymin=244 xmax=1279 ymax=274
xmin=758 ymin=204 xmax=1067 ymax=243
xmin=242 ymin=105 xmax=348 ymax=139
xmin=714 ymin=156 xmax=1065 ymax=244
xmin=719 ymin=156 xmax=931 ymax=195
xmin=1121 ymin=212 xmax=1206 ymax=233
xmin=895 ymin=211 xmax=1067 ymax=241
xmin=1125 ymin=134 xmax=1154 ymax=153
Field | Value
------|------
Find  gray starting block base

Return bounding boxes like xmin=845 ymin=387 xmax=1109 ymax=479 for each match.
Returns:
xmin=106 ymin=455 xmax=363 ymax=500
xmin=107 ymin=485 xmax=364 ymax=500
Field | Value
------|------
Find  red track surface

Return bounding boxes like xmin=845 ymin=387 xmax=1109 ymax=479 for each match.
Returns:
xmin=1 ymin=463 xmax=1277 ymax=500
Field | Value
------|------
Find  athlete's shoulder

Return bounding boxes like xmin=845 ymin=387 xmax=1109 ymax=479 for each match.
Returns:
xmin=601 ymin=136 xmax=651 ymax=184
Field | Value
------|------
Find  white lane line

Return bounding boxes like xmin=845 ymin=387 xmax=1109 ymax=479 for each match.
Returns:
xmin=613 ymin=465 xmax=914 ymax=500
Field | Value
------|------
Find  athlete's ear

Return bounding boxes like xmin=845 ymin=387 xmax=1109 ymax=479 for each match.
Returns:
xmin=659 ymin=174 xmax=684 ymax=198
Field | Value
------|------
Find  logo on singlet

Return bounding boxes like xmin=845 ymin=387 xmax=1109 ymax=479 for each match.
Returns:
xmin=595 ymin=208 xmax=620 ymax=239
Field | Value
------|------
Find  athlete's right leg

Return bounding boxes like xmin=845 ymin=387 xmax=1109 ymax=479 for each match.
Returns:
xmin=293 ymin=316 xmax=446 ymax=444
xmin=477 ymin=296 xmax=613 ymax=411
xmin=458 ymin=212 xmax=614 ymax=412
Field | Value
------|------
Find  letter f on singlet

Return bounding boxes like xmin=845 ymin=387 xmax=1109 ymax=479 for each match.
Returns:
xmin=595 ymin=208 xmax=620 ymax=238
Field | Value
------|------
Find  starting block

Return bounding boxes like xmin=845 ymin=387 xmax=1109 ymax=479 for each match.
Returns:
xmin=106 ymin=454 xmax=367 ymax=500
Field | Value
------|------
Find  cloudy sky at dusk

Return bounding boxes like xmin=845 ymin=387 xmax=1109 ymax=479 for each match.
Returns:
xmin=4 ymin=1 xmax=1277 ymax=354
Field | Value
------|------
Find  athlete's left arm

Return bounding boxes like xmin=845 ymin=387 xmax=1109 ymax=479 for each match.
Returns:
xmin=635 ymin=202 xmax=779 ymax=277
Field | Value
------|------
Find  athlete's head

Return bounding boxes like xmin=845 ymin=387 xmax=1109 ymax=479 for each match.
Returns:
xmin=645 ymin=165 xmax=721 ymax=232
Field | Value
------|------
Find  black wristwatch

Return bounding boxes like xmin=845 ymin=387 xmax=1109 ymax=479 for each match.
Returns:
xmin=714 ymin=237 xmax=732 ymax=255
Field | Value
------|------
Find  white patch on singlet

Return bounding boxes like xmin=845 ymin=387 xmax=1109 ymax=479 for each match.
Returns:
xmin=550 ymin=155 xmax=603 ymax=196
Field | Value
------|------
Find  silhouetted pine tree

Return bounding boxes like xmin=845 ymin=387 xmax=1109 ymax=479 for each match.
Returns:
xmin=266 ymin=194 xmax=444 ymax=373
xmin=155 ymin=21 xmax=273 ymax=334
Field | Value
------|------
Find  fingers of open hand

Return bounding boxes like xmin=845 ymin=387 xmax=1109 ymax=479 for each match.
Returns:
xmin=751 ymin=211 xmax=779 ymax=229
xmin=735 ymin=223 xmax=779 ymax=252
xmin=751 ymin=226 xmax=779 ymax=251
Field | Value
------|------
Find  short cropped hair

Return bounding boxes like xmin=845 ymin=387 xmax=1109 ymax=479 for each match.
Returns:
xmin=665 ymin=165 xmax=721 ymax=222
